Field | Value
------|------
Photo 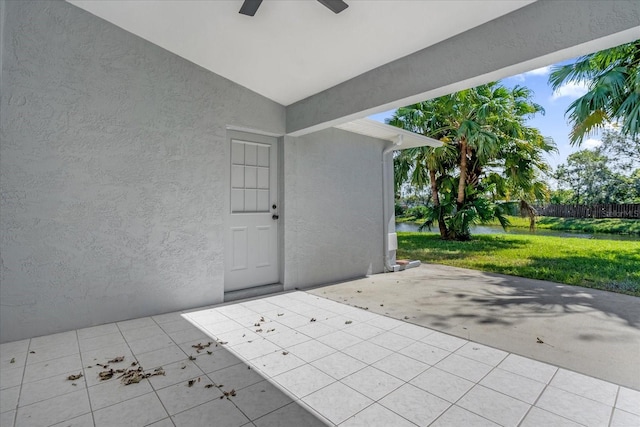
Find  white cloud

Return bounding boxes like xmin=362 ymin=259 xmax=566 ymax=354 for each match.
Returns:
xmin=551 ymin=81 xmax=589 ymax=100
xmin=525 ymin=66 xmax=552 ymax=76
xmin=506 ymin=65 xmax=552 ymax=82
xmin=583 ymin=138 xmax=602 ymax=149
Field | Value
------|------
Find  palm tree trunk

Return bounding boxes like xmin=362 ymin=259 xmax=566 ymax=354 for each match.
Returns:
xmin=520 ymin=199 xmax=537 ymax=231
xmin=457 ymin=138 xmax=468 ymax=209
xmin=429 ymin=168 xmax=448 ymax=239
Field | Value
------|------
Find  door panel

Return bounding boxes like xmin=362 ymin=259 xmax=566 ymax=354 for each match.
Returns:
xmin=225 ymin=131 xmax=279 ymax=292
xmin=230 ymin=227 xmax=248 ymax=271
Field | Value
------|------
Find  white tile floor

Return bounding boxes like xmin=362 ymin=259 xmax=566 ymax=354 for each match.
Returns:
xmin=1 ymin=291 xmax=639 ymax=427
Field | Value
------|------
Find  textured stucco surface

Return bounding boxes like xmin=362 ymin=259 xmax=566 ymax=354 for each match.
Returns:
xmin=286 ymin=0 xmax=640 ymax=134
xmin=0 ymin=0 xmax=285 ymax=342
xmin=283 ymin=129 xmax=385 ymax=289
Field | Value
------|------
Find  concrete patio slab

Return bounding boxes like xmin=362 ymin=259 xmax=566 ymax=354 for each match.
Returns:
xmin=307 ymin=264 xmax=640 ymax=390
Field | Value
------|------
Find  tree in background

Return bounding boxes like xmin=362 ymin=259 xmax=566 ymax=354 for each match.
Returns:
xmin=599 ymin=130 xmax=640 ymax=173
xmin=549 ymin=39 xmax=640 ymax=145
xmin=553 ymin=132 xmax=640 ymax=204
xmin=390 ymin=83 xmax=555 ymax=240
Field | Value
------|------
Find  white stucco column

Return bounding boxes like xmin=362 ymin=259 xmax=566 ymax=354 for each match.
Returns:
xmin=382 ymin=136 xmax=402 ymax=271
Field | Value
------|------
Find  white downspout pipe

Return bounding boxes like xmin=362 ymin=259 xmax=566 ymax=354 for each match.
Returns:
xmin=382 ymin=135 xmax=402 ymax=272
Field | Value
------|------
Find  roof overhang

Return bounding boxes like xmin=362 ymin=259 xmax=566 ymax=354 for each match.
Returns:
xmin=67 ymin=0 xmax=534 ymax=107
xmin=66 ymin=1 xmax=640 ymax=137
xmin=335 ymin=118 xmax=442 ymax=150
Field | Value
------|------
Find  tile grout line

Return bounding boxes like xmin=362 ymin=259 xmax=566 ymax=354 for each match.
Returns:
xmin=9 ymin=337 xmax=30 ymax=427
xmin=74 ymin=328 xmax=97 ymax=427
xmin=431 ymin=352 xmax=509 ymax=427
xmin=520 ymin=366 xmax=587 ymax=426
xmin=607 ymin=386 xmax=621 ymax=427
xmin=146 ymin=315 xmax=193 ymax=426
xmin=204 ymin=308 xmax=298 ymax=426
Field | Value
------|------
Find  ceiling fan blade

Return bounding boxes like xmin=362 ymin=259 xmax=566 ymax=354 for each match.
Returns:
xmin=239 ymin=0 xmax=263 ymax=16
xmin=317 ymin=0 xmax=349 ymax=14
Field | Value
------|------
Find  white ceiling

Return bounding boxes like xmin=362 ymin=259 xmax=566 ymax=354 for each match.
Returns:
xmin=68 ymin=0 xmax=534 ymax=106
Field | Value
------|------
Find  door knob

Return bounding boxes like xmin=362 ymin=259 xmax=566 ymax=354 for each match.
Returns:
xmin=272 ymin=214 xmax=279 ymax=220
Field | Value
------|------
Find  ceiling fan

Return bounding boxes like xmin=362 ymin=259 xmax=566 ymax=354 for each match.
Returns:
xmin=239 ymin=0 xmax=349 ymax=17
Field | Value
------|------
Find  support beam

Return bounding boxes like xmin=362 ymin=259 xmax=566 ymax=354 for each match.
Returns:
xmin=286 ymin=0 xmax=640 ymax=136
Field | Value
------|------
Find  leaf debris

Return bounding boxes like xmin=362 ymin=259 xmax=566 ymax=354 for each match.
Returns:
xmin=108 ymin=356 xmax=125 ymax=363
xmin=221 ymin=388 xmax=236 ymax=399
xmin=10 ymin=358 xmax=15 ymax=364
xmin=192 ymin=342 xmax=214 ymax=353
xmin=310 ymin=318 xmax=316 ymax=322
xmin=97 ymin=362 xmax=165 ymax=385
xmin=67 ymin=373 xmax=83 ymax=381
xmin=345 ymin=320 xmax=352 ymax=325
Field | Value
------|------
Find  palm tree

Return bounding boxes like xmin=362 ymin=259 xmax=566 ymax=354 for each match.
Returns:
xmin=392 ymin=144 xmax=457 ymax=238
xmin=389 ymin=83 xmax=553 ymax=240
xmin=549 ymin=39 xmax=640 ymax=145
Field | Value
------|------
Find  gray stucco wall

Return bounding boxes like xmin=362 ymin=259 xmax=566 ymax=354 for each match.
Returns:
xmin=283 ymin=129 xmax=385 ymax=289
xmin=0 ymin=0 xmax=285 ymax=343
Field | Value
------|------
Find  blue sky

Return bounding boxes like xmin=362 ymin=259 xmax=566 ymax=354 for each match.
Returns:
xmin=368 ymin=59 xmax=595 ymax=170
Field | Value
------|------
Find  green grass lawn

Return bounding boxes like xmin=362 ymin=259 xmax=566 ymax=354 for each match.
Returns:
xmin=397 ymin=232 xmax=640 ymax=296
xmin=487 ymin=216 xmax=640 ymax=235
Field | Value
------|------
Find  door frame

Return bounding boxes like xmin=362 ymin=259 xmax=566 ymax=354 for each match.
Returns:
xmin=224 ymin=129 xmax=282 ymax=294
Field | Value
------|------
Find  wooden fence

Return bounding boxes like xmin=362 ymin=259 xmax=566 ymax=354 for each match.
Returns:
xmin=535 ymin=204 xmax=640 ymax=219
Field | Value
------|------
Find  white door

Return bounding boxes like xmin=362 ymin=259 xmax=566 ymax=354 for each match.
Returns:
xmin=225 ymin=131 xmax=279 ymax=292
